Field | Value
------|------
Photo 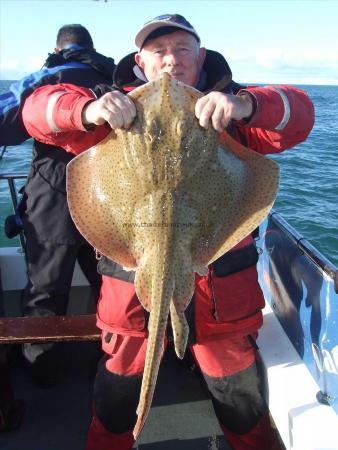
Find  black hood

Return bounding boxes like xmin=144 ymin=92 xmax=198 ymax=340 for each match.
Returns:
xmin=113 ymin=49 xmax=242 ymax=94
xmin=44 ymin=48 xmax=116 ymax=81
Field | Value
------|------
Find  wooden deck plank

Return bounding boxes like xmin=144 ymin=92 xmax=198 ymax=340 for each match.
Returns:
xmin=0 ymin=314 xmax=100 ymax=344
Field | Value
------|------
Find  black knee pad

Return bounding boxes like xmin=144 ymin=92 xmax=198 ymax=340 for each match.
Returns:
xmin=93 ymin=356 xmax=142 ymax=434
xmin=203 ymin=361 xmax=268 ymax=434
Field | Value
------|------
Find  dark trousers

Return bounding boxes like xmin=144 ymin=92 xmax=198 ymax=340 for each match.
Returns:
xmin=21 ymin=237 xmax=102 ymax=364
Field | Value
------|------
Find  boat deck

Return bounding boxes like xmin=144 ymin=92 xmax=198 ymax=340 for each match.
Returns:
xmin=0 ymin=284 xmax=232 ymax=449
xmin=0 ymin=339 xmax=231 ymax=450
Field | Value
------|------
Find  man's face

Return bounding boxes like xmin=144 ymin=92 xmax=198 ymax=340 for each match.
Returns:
xmin=135 ymin=30 xmax=206 ymax=86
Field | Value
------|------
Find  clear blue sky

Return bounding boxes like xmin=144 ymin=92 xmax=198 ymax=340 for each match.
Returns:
xmin=1 ymin=0 xmax=338 ymax=85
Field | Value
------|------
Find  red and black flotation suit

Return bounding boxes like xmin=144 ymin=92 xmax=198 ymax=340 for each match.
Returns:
xmin=95 ymin=50 xmax=264 ymax=343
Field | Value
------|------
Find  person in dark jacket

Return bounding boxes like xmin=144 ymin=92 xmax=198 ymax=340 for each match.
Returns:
xmin=1 ymin=24 xmax=116 ymax=387
xmin=21 ymin=14 xmax=314 ymax=450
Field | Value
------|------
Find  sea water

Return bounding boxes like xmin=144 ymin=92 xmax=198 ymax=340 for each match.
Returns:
xmin=0 ymin=81 xmax=337 ymax=266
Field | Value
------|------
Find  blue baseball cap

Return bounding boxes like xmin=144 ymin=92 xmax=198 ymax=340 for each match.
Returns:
xmin=135 ymin=14 xmax=200 ymax=49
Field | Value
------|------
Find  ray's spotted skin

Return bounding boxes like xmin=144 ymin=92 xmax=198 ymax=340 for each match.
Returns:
xmin=66 ymin=73 xmax=279 ymax=439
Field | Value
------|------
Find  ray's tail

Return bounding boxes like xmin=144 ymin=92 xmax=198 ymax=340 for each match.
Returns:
xmin=133 ymin=233 xmax=175 ymax=439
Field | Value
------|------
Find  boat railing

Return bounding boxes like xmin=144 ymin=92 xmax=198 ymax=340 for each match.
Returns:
xmin=0 ymin=171 xmax=27 ymax=250
xmin=268 ymin=210 xmax=337 ymax=293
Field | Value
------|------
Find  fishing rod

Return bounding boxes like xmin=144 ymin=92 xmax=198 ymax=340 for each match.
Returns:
xmin=0 ymin=146 xmax=7 ymax=162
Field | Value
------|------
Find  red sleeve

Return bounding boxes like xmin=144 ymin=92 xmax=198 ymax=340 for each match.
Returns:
xmin=231 ymin=85 xmax=314 ymax=154
xmin=22 ymin=83 xmax=111 ymax=155
xmin=23 ymin=83 xmax=314 ymax=157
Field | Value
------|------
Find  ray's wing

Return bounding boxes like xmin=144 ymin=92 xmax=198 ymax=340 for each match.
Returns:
xmin=67 ymin=130 xmax=138 ymax=269
xmin=190 ymin=131 xmax=279 ymax=267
